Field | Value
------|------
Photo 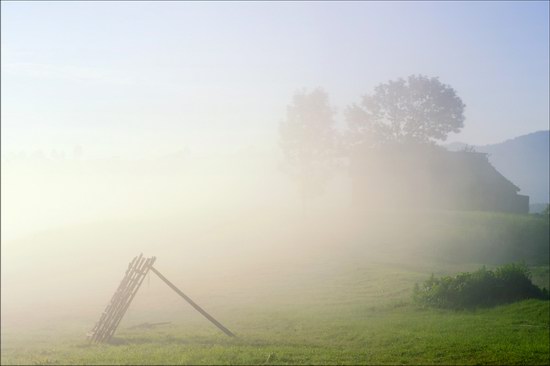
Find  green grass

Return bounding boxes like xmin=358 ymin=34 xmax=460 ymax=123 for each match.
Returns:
xmin=2 ymin=211 xmax=549 ymax=364
xmin=2 ymin=261 xmax=548 ymax=365
xmin=384 ymin=211 xmax=550 ymax=266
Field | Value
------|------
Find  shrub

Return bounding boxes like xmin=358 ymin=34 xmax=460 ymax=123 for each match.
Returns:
xmin=413 ymin=263 xmax=549 ymax=309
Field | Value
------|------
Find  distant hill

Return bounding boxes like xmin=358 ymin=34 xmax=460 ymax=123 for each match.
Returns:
xmin=445 ymin=131 xmax=549 ymax=205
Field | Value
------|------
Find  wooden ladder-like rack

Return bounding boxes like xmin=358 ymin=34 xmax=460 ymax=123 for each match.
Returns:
xmin=88 ymin=254 xmax=234 ymax=343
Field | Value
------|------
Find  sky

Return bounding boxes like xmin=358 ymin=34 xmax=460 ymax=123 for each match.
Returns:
xmin=1 ymin=1 xmax=549 ymax=158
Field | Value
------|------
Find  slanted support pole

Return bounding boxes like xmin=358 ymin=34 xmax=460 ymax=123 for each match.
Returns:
xmin=149 ymin=266 xmax=236 ymax=337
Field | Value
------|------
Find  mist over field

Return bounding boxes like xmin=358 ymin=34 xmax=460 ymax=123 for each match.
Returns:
xmin=0 ymin=150 xmax=338 ymax=323
xmin=2 ymin=148 xmax=547 ymax=333
xmin=1 ymin=1 xmax=549 ymax=365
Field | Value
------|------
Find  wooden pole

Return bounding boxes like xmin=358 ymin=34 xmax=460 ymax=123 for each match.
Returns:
xmin=89 ymin=254 xmax=156 ymax=343
xmin=90 ymin=254 xmax=142 ymax=343
xmin=95 ymin=255 xmax=146 ymax=343
xmin=149 ymin=266 xmax=236 ymax=337
xmin=103 ymin=257 xmax=155 ymax=342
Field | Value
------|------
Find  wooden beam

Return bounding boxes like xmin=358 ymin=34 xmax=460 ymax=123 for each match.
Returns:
xmin=103 ymin=257 xmax=156 ymax=342
xmin=149 ymin=266 xmax=235 ymax=337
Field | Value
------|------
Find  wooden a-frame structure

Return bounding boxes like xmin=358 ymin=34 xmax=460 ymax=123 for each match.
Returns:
xmin=88 ymin=254 xmax=235 ymax=343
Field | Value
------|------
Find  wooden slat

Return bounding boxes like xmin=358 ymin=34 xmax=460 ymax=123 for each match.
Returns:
xmin=96 ymin=256 xmax=146 ymax=342
xmin=90 ymin=255 xmax=138 ymax=339
xmin=103 ymin=257 xmax=156 ymax=341
xmin=92 ymin=255 xmax=142 ymax=342
xmin=90 ymin=254 xmax=143 ymax=343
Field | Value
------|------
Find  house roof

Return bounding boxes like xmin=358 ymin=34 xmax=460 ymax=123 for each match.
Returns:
xmin=351 ymin=145 xmax=521 ymax=194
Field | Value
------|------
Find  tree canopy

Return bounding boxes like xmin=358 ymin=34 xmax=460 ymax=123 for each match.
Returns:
xmin=347 ymin=75 xmax=465 ymax=147
xmin=279 ymin=88 xmax=338 ymax=205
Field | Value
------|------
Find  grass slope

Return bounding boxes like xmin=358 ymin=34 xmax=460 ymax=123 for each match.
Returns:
xmin=2 ymin=262 xmax=548 ymax=365
xmin=2 ymin=211 xmax=549 ymax=364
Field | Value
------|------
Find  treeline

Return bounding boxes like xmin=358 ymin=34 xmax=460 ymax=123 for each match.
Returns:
xmin=279 ymin=74 xmax=465 ymax=203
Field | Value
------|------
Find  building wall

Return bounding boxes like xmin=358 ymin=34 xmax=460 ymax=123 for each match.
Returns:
xmin=351 ymin=148 xmax=529 ymax=214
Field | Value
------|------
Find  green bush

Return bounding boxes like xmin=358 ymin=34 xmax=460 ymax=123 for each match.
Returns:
xmin=413 ymin=263 xmax=549 ymax=309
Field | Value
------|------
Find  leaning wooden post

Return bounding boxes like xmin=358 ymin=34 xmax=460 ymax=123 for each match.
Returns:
xmin=149 ymin=266 xmax=236 ymax=337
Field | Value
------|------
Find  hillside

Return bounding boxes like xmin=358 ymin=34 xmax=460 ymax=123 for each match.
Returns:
xmin=2 ymin=210 xmax=549 ymax=365
xmin=446 ymin=131 xmax=550 ymax=205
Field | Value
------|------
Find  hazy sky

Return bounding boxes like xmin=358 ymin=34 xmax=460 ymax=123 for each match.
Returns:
xmin=2 ymin=1 xmax=549 ymax=158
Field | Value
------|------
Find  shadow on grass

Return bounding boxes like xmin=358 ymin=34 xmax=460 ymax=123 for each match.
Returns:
xmin=106 ymin=337 xmax=132 ymax=345
xmin=105 ymin=334 xmax=242 ymax=346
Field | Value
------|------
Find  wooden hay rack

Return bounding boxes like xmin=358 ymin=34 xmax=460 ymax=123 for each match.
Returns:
xmin=88 ymin=254 xmax=235 ymax=343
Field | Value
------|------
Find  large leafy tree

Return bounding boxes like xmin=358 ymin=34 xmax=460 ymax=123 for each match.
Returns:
xmin=279 ymin=88 xmax=338 ymax=211
xmin=347 ymin=75 xmax=465 ymax=147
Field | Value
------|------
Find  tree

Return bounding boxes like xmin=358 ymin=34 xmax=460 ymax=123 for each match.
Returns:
xmin=279 ymin=88 xmax=338 ymax=212
xmin=346 ymin=75 xmax=465 ymax=147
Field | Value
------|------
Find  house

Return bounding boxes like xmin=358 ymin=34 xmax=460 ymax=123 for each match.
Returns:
xmin=350 ymin=144 xmax=529 ymax=214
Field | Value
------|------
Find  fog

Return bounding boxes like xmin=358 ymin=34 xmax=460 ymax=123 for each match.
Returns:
xmin=1 ymin=149 xmax=353 ymax=330
xmin=1 ymin=145 xmax=471 ymax=334
xmin=2 ymin=4 xmax=548 ymax=359
xmin=5 ymin=138 xmax=539 ymax=340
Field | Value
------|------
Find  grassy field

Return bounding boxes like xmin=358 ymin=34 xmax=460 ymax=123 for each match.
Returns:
xmin=1 ymin=261 xmax=548 ymax=365
xmin=3 ymin=302 xmax=549 ymax=365
xmin=1 ymin=211 xmax=549 ymax=365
